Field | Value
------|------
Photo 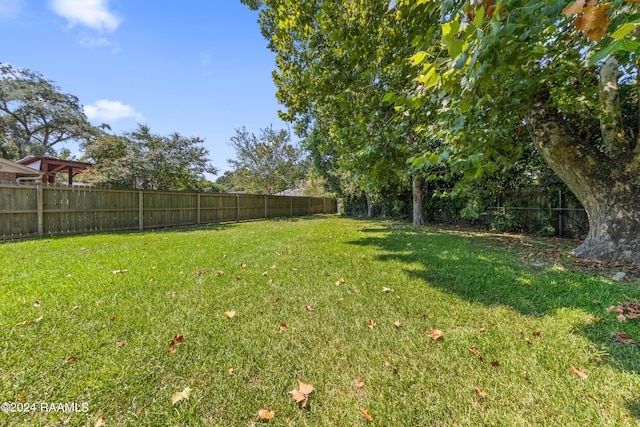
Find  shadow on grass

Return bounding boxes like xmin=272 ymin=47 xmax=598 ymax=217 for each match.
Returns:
xmin=348 ymin=224 xmax=640 ymax=374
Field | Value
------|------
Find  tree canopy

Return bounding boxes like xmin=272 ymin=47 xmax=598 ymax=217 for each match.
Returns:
xmin=243 ymin=0 xmax=640 ymax=263
xmin=83 ymin=124 xmax=218 ymax=191
xmin=226 ymin=126 xmax=307 ymax=194
xmin=0 ymin=63 xmax=97 ymax=160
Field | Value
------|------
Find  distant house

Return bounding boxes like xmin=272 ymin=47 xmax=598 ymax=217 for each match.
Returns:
xmin=0 ymin=157 xmax=42 ymax=182
xmin=16 ymin=156 xmax=92 ymax=185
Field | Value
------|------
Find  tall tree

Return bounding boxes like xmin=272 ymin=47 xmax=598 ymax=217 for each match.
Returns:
xmin=227 ymin=126 xmax=307 ymax=194
xmin=401 ymin=0 xmax=640 ymax=262
xmin=0 ymin=63 xmax=97 ymax=159
xmin=83 ymin=124 xmax=218 ymax=191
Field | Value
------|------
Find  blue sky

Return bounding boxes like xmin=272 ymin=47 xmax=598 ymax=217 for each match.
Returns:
xmin=0 ymin=0 xmax=287 ymax=176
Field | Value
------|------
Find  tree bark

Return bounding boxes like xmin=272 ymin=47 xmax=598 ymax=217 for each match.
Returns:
xmin=526 ymin=90 xmax=640 ymax=264
xmin=412 ymin=175 xmax=425 ymax=226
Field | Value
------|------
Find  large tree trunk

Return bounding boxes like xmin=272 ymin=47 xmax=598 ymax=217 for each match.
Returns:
xmin=412 ymin=175 xmax=425 ymax=226
xmin=526 ymin=77 xmax=640 ymax=264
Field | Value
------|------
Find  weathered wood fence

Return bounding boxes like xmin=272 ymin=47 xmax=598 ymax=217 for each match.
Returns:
xmin=0 ymin=183 xmax=336 ymax=240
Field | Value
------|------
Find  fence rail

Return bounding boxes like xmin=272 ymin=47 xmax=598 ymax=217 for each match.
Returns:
xmin=0 ymin=183 xmax=336 ymax=240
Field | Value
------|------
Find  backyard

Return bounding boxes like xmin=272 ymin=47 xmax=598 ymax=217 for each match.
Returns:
xmin=1 ymin=215 xmax=640 ymax=426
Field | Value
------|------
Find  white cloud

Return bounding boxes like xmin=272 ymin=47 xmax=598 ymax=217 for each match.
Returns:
xmin=84 ymin=100 xmax=143 ymax=122
xmin=79 ymin=35 xmax=111 ymax=48
xmin=0 ymin=0 xmax=25 ymax=17
xmin=50 ymin=0 xmax=121 ymax=32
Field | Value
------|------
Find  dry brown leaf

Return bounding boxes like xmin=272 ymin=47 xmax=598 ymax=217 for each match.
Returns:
xmin=135 ymin=408 xmax=142 ymax=417
xmin=94 ymin=417 xmax=106 ymax=427
xmin=33 ymin=300 xmax=41 ymax=307
xmin=491 ymin=361 xmax=500 ymax=367
xmin=197 ymin=268 xmax=209 ymax=275
xmin=355 ymin=379 xmax=365 ymax=389
xmin=111 ymin=269 xmax=128 ymax=274
xmin=240 ymin=263 xmax=247 ymax=268
xmin=170 ymin=334 xmax=185 ymax=346
xmin=393 ymin=320 xmax=401 ymax=328
xmin=468 ymin=346 xmax=483 ymax=362
xmin=430 ymin=329 xmax=444 ymax=340
xmin=16 ymin=316 xmax=43 ymax=327
xmin=336 ymin=278 xmax=345 ymax=286
xmin=258 ymin=408 xmax=275 ymax=420
xmin=216 ymin=270 xmax=224 ymax=276
xmin=116 ymin=340 xmax=126 ymax=348
xmin=224 ymin=310 xmax=237 ymax=319
xmin=305 ymin=303 xmax=315 ymax=312
xmin=612 ymin=331 xmax=637 ymax=345
xmin=228 ymin=368 xmax=235 ymax=376
xmin=617 ymin=314 xmax=627 ymax=322
xmin=72 ymin=305 xmax=80 ymax=311
xmin=278 ymin=323 xmax=287 ymax=333
xmin=171 ymin=387 xmax=192 ymax=405
xmin=361 ymin=407 xmax=373 ymax=422
xmin=562 ymin=0 xmax=596 ymax=16
xmin=473 ymin=386 xmax=487 ymax=397
xmin=65 ymin=356 xmax=80 ymax=363
xmin=571 ymin=365 xmax=588 ymax=380
xmin=110 ymin=314 xmax=117 ymax=321
xmin=382 ymin=287 xmax=393 ymax=293
xmin=290 ymin=380 xmax=314 ymax=407
xmin=168 ymin=347 xmax=176 ymax=355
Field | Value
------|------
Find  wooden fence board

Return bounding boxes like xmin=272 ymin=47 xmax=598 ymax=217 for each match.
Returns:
xmin=0 ymin=184 xmax=336 ymax=240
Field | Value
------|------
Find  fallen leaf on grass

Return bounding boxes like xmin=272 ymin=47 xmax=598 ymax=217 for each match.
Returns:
xmin=258 ymin=408 xmax=275 ymax=420
xmin=355 ymin=380 xmax=364 ymax=389
xmin=171 ymin=387 xmax=192 ymax=405
xmin=94 ymin=417 xmax=106 ymax=427
xmin=65 ymin=356 xmax=80 ymax=363
xmin=168 ymin=347 xmax=176 ymax=355
xmin=224 ymin=310 xmax=237 ymax=319
xmin=278 ymin=323 xmax=287 ymax=333
xmin=170 ymin=334 xmax=185 ymax=346
xmin=111 ymin=269 xmax=128 ymax=274
xmin=216 ymin=270 xmax=224 ymax=276
xmin=16 ymin=316 xmax=43 ymax=327
xmin=197 ymin=268 xmax=209 ymax=275
xmin=116 ymin=340 xmax=126 ymax=348
xmin=427 ymin=329 xmax=444 ymax=340
xmin=473 ymin=386 xmax=487 ymax=397
xmin=72 ymin=305 xmax=80 ymax=311
xmin=382 ymin=287 xmax=393 ymax=293
xmin=361 ymin=407 xmax=373 ymax=422
xmin=240 ymin=263 xmax=247 ymax=268
xmin=110 ymin=314 xmax=117 ymax=321
xmin=336 ymin=278 xmax=345 ymax=286
xmin=612 ymin=331 xmax=637 ymax=345
xmin=393 ymin=320 xmax=401 ymax=328
xmin=491 ymin=361 xmax=500 ymax=367
xmin=468 ymin=347 xmax=483 ymax=362
xmin=290 ymin=380 xmax=314 ymax=407
xmin=367 ymin=319 xmax=376 ymax=329
xmin=305 ymin=303 xmax=315 ymax=312
xmin=571 ymin=365 xmax=588 ymax=380
xmin=33 ymin=300 xmax=41 ymax=307
xmin=228 ymin=368 xmax=235 ymax=376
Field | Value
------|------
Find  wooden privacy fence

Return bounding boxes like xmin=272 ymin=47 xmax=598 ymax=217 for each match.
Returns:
xmin=0 ymin=183 xmax=336 ymax=240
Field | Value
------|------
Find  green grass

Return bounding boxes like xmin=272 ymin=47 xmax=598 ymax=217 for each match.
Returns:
xmin=1 ymin=216 xmax=640 ymax=426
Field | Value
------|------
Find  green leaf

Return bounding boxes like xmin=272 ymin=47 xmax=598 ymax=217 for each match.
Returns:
xmin=589 ymin=39 xmax=640 ymax=65
xmin=416 ymin=66 xmax=438 ymax=88
xmin=610 ymin=20 xmax=640 ymax=40
xmin=409 ymin=51 xmax=428 ymax=66
xmin=383 ymin=92 xmax=397 ymax=103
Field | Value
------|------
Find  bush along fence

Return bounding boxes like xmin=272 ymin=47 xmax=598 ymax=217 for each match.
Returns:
xmin=0 ymin=183 xmax=337 ymax=240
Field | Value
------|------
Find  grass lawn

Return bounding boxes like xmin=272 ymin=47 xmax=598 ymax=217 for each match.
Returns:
xmin=1 ymin=215 xmax=640 ymax=426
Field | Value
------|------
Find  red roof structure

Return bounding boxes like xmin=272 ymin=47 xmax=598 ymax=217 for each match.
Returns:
xmin=17 ymin=156 xmax=92 ymax=185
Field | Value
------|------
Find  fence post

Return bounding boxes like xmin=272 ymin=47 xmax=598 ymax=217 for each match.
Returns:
xmin=236 ymin=194 xmax=240 ymax=222
xmin=36 ymin=185 xmax=43 ymax=236
xmin=196 ymin=193 xmax=201 ymax=225
xmin=138 ymin=191 xmax=144 ymax=231
xmin=558 ymin=189 xmax=563 ymax=237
